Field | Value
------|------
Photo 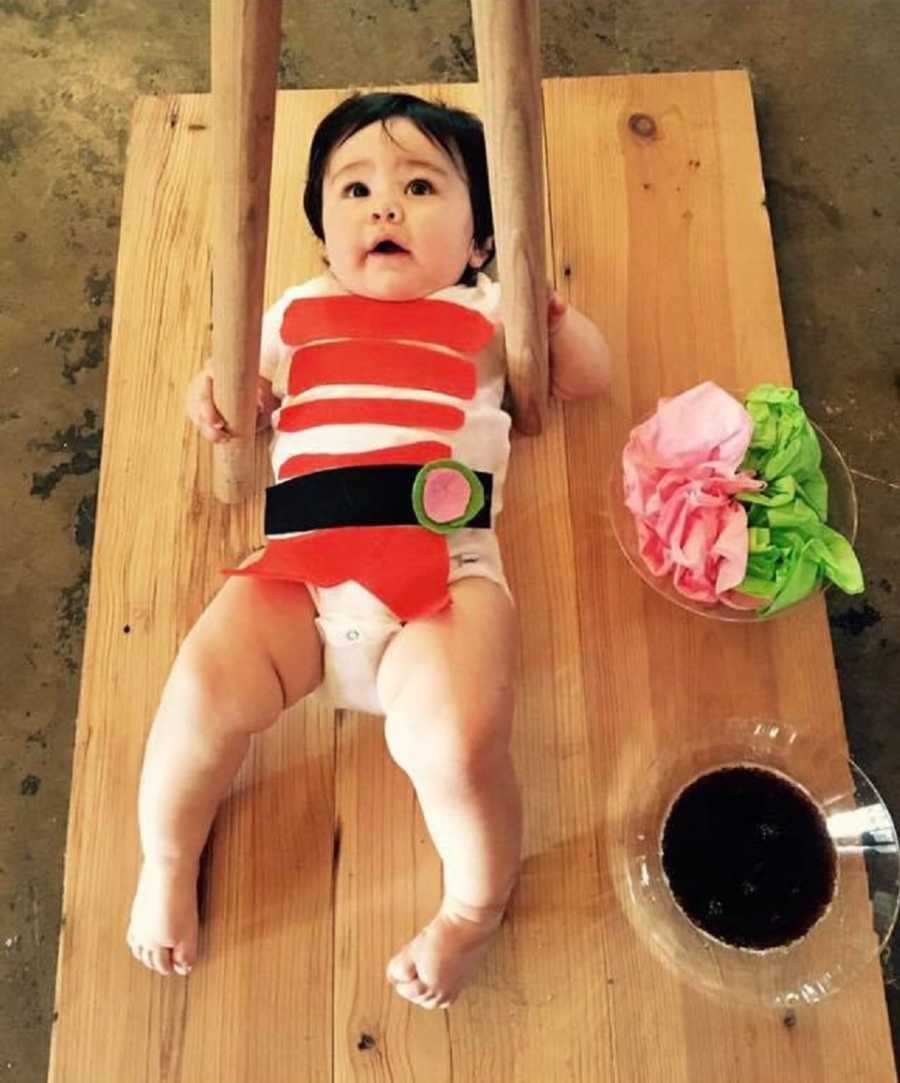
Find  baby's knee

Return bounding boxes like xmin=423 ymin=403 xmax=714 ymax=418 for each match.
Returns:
xmin=384 ymin=690 xmax=513 ymax=787
xmin=163 ymin=635 xmax=281 ymax=736
xmin=164 ymin=640 xmax=225 ymax=716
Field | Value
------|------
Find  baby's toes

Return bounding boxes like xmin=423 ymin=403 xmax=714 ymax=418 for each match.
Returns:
xmin=140 ymin=944 xmax=173 ymax=976
xmin=136 ymin=948 xmax=155 ymax=974
xmin=386 ymin=955 xmax=417 ymax=985
xmin=127 ymin=933 xmax=149 ymax=969
xmin=132 ymin=941 xmax=165 ymax=976
xmin=419 ymin=983 xmax=455 ymax=1010
xmin=172 ymin=945 xmax=194 ymax=976
xmin=414 ymin=993 xmax=446 ymax=1011
xmin=152 ymin=945 xmax=175 ymax=976
xmin=394 ymin=978 xmax=430 ymax=1003
xmin=128 ymin=942 xmax=143 ymax=967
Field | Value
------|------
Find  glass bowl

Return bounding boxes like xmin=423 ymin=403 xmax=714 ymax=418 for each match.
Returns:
xmin=618 ymin=718 xmax=899 ymax=1012
xmin=608 ymin=392 xmax=858 ymax=622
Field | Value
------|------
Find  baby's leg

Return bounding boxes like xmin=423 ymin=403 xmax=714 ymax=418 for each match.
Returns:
xmin=376 ymin=578 xmax=520 ymax=1009
xmin=127 ymin=575 xmax=322 ymax=977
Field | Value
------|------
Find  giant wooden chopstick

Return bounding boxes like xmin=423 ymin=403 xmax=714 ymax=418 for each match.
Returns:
xmin=471 ymin=0 xmax=549 ymax=434
xmin=211 ymin=0 xmax=281 ymax=503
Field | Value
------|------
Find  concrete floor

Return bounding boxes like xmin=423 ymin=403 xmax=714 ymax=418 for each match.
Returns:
xmin=1 ymin=1 xmax=898 ymax=1078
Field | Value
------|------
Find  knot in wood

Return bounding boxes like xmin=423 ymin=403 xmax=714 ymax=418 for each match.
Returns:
xmin=629 ymin=113 xmax=657 ymax=139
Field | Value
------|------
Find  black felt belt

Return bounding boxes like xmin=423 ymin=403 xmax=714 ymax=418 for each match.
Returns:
xmin=265 ymin=463 xmax=493 ymax=536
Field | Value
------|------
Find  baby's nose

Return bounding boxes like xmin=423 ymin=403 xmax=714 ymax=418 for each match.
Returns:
xmin=371 ymin=203 xmax=402 ymax=222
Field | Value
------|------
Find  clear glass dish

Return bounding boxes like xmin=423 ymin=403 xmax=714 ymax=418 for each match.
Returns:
xmin=618 ymin=718 xmax=899 ymax=1011
xmin=608 ymin=393 xmax=858 ymax=622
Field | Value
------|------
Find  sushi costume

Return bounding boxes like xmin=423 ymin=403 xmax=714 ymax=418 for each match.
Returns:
xmin=227 ymin=271 xmax=512 ymax=713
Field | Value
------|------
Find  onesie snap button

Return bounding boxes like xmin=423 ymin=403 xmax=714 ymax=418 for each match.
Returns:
xmin=346 ymin=628 xmax=360 ymax=642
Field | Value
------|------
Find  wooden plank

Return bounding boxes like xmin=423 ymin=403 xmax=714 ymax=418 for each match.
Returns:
xmin=49 ymin=74 xmax=895 ymax=1083
xmin=48 ymin=92 xmax=337 ymax=1083
xmin=545 ymin=71 xmax=894 ymax=1083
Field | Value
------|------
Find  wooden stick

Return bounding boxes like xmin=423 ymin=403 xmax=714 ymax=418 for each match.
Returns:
xmin=210 ymin=0 xmax=282 ymax=503
xmin=471 ymin=0 xmax=548 ymax=435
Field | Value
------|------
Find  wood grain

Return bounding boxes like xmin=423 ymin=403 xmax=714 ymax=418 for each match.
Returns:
xmin=49 ymin=75 xmax=895 ymax=1083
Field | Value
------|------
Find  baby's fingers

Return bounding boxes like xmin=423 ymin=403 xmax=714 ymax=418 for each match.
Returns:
xmin=198 ymin=394 xmax=230 ymax=442
xmin=188 ymin=371 xmax=231 ymax=442
xmin=199 ymin=417 xmax=230 ymax=443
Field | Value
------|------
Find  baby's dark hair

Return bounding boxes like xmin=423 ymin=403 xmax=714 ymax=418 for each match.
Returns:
xmin=303 ymin=91 xmax=495 ymax=286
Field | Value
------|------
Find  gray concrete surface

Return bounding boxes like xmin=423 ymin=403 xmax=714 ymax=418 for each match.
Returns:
xmin=1 ymin=2 xmax=898 ymax=1078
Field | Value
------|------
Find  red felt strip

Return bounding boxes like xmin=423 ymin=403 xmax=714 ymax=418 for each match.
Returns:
xmin=277 ymin=398 xmax=464 ymax=433
xmin=224 ymin=526 xmax=452 ymax=621
xmin=287 ymin=340 xmax=476 ymax=399
xmin=281 ymin=295 xmax=495 ymax=353
xmin=278 ymin=440 xmax=451 ymax=481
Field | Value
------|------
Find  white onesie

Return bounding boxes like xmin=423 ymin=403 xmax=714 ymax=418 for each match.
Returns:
xmin=231 ymin=270 xmax=513 ymax=714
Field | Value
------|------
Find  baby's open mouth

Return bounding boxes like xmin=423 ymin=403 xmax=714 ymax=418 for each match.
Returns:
xmin=370 ymin=240 xmax=409 ymax=255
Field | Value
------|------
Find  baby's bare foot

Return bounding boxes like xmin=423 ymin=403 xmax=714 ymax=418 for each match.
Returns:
xmin=126 ymin=858 xmax=199 ymax=977
xmin=386 ymin=899 xmax=505 ymax=1010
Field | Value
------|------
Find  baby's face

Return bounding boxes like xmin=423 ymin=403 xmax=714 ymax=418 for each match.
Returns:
xmin=320 ymin=118 xmax=490 ymax=300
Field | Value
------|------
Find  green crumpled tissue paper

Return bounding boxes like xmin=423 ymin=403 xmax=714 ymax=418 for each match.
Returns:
xmin=736 ymin=384 xmax=864 ymax=615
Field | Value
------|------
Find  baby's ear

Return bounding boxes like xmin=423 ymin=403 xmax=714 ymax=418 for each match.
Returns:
xmin=469 ymin=235 xmax=495 ymax=269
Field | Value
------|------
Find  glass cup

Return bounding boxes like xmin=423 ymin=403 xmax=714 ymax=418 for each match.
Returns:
xmin=619 ymin=717 xmax=899 ymax=1011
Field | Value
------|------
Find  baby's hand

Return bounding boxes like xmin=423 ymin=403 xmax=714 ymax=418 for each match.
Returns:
xmin=185 ymin=365 xmax=280 ymax=442
xmin=547 ymin=288 xmax=569 ymax=336
xmin=544 ymin=284 xmax=612 ymax=401
xmin=186 ymin=367 xmax=229 ymax=443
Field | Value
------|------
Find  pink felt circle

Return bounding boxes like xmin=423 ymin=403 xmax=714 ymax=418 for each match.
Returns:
xmin=422 ymin=468 xmax=471 ymax=523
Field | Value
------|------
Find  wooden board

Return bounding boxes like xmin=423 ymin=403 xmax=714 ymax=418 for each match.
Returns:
xmin=48 ymin=74 xmax=896 ymax=1083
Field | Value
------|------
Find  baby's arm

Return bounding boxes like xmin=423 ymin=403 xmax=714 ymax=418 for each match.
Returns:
xmin=547 ymin=289 xmax=612 ymax=401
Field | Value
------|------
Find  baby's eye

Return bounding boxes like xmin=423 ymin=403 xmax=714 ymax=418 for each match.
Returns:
xmin=407 ymin=178 xmax=435 ymax=195
xmin=343 ymin=181 xmax=369 ymax=198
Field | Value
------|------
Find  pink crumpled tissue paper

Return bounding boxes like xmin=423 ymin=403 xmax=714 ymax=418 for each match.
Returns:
xmin=622 ymin=381 xmax=764 ymax=605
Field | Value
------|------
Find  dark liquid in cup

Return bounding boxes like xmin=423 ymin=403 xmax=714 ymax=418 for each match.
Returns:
xmin=660 ymin=765 xmax=837 ymax=950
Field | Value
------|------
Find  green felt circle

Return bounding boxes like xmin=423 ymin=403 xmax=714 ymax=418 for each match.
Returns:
xmin=412 ymin=459 xmax=485 ymax=535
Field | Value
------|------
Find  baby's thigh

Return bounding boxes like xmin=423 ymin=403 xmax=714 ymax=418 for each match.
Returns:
xmin=377 ymin=579 xmax=518 ymax=767
xmin=175 ymin=575 xmax=323 ymax=728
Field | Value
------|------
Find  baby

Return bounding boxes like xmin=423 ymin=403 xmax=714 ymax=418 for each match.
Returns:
xmin=127 ymin=91 xmax=611 ymax=1011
